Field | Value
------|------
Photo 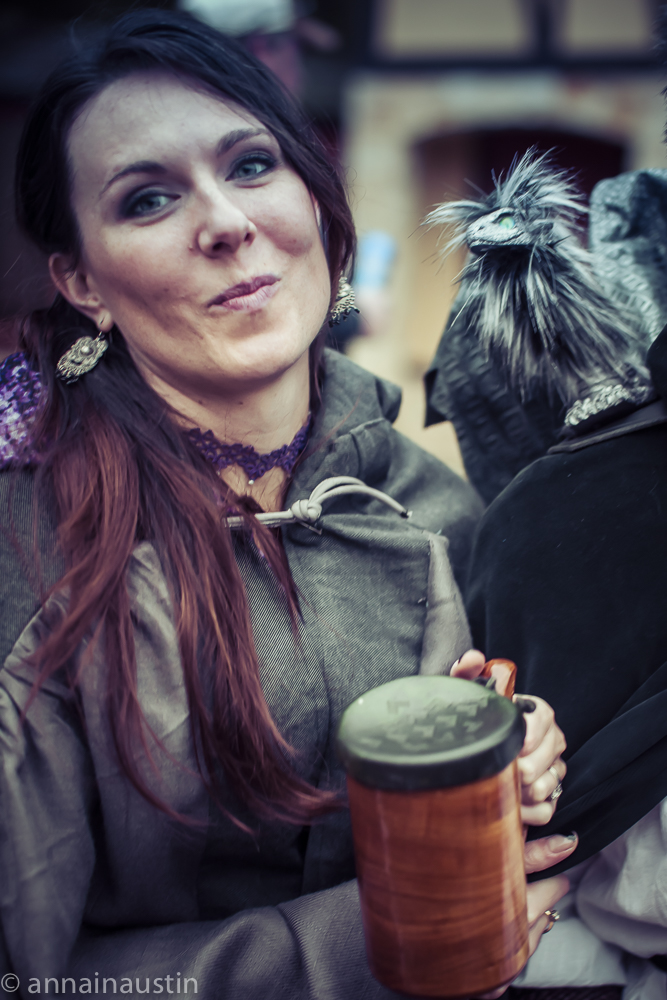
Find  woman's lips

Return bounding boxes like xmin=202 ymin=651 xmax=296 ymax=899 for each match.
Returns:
xmin=208 ymin=275 xmax=280 ymax=312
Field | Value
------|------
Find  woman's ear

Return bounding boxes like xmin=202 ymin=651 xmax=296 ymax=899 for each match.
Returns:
xmin=49 ymin=253 xmax=114 ymax=332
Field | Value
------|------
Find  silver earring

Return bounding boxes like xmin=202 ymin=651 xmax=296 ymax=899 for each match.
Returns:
xmin=56 ymin=329 xmax=109 ymax=384
xmin=328 ymin=277 xmax=359 ymax=327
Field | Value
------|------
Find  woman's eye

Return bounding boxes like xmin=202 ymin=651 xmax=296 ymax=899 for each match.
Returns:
xmin=230 ymin=153 xmax=276 ymax=181
xmin=123 ymin=191 xmax=175 ymax=218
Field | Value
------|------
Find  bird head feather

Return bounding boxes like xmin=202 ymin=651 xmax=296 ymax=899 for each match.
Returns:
xmin=426 ymin=149 xmax=650 ymax=405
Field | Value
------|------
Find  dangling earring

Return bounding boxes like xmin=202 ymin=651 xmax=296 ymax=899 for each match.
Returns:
xmin=56 ymin=329 xmax=109 ymax=384
xmin=328 ymin=276 xmax=359 ymax=327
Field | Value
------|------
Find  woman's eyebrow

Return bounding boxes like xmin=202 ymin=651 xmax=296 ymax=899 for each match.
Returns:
xmin=101 ymin=160 xmax=166 ymax=196
xmin=215 ymin=127 xmax=271 ymax=156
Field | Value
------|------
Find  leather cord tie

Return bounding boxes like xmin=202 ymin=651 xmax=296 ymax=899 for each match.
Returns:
xmin=225 ymin=476 xmax=411 ymax=530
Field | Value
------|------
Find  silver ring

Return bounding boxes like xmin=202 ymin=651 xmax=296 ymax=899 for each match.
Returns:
xmin=549 ymin=781 xmax=563 ymax=802
xmin=548 ymin=765 xmax=563 ymax=802
xmin=543 ymin=909 xmax=560 ymax=933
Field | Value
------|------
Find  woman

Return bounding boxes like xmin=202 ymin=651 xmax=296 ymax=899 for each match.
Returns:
xmin=0 ymin=11 xmax=572 ymax=997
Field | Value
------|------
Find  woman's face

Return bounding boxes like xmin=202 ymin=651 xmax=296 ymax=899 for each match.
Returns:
xmin=55 ymin=72 xmax=331 ymax=398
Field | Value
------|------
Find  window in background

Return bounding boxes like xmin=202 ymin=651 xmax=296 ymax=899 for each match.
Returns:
xmin=374 ymin=0 xmax=530 ymax=58
xmin=555 ymin=0 xmax=654 ymax=55
xmin=369 ymin=0 xmax=659 ymax=67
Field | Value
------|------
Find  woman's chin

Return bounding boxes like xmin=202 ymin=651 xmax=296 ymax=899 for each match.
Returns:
xmin=177 ymin=346 xmax=308 ymax=396
xmin=207 ymin=327 xmax=317 ymax=382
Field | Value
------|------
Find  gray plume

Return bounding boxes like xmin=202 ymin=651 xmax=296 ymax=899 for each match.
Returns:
xmin=426 ymin=150 xmax=651 ymax=406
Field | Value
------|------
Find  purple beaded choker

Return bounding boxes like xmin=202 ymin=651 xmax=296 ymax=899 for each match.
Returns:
xmin=186 ymin=416 xmax=311 ymax=482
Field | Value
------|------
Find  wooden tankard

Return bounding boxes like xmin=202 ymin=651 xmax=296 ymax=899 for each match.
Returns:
xmin=337 ymin=669 xmax=529 ymax=998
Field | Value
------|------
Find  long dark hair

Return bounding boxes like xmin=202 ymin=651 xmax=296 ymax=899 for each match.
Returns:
xmin=14 ymin=9 xmax=355 ymax=825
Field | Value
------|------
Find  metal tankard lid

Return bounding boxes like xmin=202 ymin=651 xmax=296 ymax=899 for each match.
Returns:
xmin=336 ymin=675 xmax=525 ymax=791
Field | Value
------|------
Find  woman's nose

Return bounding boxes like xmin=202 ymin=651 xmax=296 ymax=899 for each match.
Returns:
xmin=195 ymin=186 xmax=257 ymax=256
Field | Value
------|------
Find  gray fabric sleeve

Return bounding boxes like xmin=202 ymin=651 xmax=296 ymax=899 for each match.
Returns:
xmin=0 ymin=666 xmax=399 ymax=1000
xmin=67 ymin=882 xmax=396 ymax=1000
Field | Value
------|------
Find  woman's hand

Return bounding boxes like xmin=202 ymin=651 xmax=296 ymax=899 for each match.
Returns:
xmin=477 ymin=835 xmax=575 ymax=998
xmin=451 ymin=650 xmax=566 ymax=825
xmin=523 ymin=834 xmax=575 ymax=951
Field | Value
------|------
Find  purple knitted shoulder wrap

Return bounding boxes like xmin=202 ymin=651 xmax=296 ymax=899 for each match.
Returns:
xmin=0 ymin=353 xmax=43 ymax=468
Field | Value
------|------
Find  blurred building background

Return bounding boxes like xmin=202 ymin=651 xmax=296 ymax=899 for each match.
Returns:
xmin=0 ymin=0 xmax=664 ymax=477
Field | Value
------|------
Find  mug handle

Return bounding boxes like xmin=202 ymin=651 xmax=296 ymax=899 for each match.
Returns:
xmin=482 ymin=659 xmax=527 ymax=839
xmin=480 ymin=658 xmax=517 ymax=699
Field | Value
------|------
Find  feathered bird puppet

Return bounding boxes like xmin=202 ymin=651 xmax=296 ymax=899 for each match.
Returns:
xmin=426 ymin=151 xmax=653 ymax=429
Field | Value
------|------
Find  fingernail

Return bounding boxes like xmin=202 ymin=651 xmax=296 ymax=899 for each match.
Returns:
xmin=565 ymin=832 xmax=578 ymax=842
xmin=548 ymin=834 xmax=577 ymax=853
